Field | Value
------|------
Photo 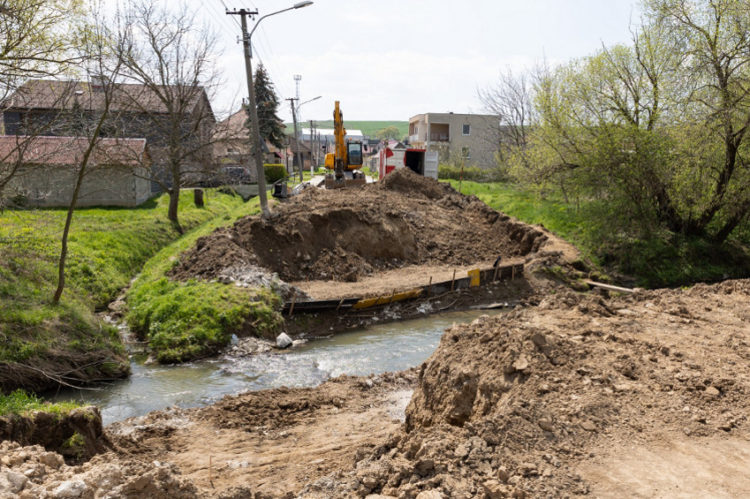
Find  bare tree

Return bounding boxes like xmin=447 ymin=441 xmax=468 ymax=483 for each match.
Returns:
xmin=479 ymin=68 xmax=536 ymax=164
xmin=0 ymin=0 xmax=83 ymax=206
xmin=52 ymin=5 xmax=130 ymax=304
xmin=115 ymin=0 xmax=221 ymax=230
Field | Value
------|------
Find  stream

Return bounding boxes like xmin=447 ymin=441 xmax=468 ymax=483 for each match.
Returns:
xmin=49 ymin=309 xmax=501 ymax=425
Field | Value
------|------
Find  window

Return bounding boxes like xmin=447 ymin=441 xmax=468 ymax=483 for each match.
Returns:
xmin=462 ymin=124 xmax=471 ymax=136
xmin=462 ymin=146 xmax=470 ymax=159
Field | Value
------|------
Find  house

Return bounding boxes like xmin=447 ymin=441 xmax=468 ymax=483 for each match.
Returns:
xmin=212 ymin=108 xmax=287 ymax=182
xmin=1 ymin=79 xmax=216 ymax=192
xmin=0 ymin=135 xmax=151 ymax=207
xmin=408 ymin=112 xmax=499 ymax=168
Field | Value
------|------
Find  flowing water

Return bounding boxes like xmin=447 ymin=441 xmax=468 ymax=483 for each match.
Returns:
xmin=49 ymin=309 xmax=501 ymax=425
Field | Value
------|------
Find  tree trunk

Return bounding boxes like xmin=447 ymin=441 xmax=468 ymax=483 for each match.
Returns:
xmin=52 ymin=165 xmax=87 ymax=304
xmin=193 ymin=188 xmax=204 ymax=208
xmin=167 ymin=188 xmax=182 ymax=233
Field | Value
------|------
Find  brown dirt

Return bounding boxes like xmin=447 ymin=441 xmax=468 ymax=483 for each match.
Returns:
xmin=5 ymin=279 xmax=750 ymax=498
xmin=168 ymin=169 xmax=549 ymax=287
xmin=310 ymin=279 xmax=750 ymax=498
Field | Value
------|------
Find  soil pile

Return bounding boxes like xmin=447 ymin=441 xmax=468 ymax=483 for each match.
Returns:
xmin=169 ymin=169 xmax=547 ymax=283
xmin=302 ymin=280 xmax=750 ymax=497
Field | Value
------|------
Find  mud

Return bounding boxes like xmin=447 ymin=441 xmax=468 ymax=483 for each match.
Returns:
xmin=4 ymin=278 xmax=750 ymax=497
xmin=169 ymin=169 xmax=548 ymax=285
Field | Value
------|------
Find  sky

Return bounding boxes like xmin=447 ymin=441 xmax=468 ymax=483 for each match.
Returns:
xmin=198 ymin=0 xmax=643 ymax=122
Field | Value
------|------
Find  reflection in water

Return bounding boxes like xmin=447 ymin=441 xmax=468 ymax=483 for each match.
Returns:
xmin=49 ymin=310 xmax=500 ymax=425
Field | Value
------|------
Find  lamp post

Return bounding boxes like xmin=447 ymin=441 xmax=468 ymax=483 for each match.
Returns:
xmin=228 ymin=1 xmax=313 ymax=218
xmin=289 ymin=95 xmax=320 ymax=181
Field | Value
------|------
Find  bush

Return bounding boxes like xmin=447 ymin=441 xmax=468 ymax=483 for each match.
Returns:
xmin=264 ymin=164 xmax=287 ymax=183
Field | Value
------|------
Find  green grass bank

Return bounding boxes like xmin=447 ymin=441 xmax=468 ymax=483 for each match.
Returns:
xmin=0 ymin=190 xmax=246 ymax=392
xmin=125 ymin=198 xmax=283 ymax=364
xmin=449 ymin=180 xmax=750 ymax=288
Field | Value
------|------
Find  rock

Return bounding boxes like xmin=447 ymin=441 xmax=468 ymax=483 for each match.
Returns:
xmin=537 ymin=418 xmax=554 ymax=432
xmin=580 ymin=420 xmax=597 ymax=432
xmin=454 ymin=443 xmax=469 ymax=459
xmin=415 ymin=491 xmax=443 ymax=499
xmin=415 ymin=458 xmax=435 ymax=475
xmin=0 ymin=470 xmax=28 ymax=494
xmin=53 ymin=480 xmax=88 ymax=498
xmin=705 ymin=386 xmax=720 ymax=397
xmin=497 ymin=466 xmax=510 ymax=483
xmin=39 ymin=452 xmax=64 ymax=469
xmin=512 ymin=487 xmax=527 ymax=498
xmin=483 ymin=480 xmax=508 ymax=499
xmin=512 ymin=355 xmax=529 ymax=372
xmin=276 ymin=333 xmax=293 ymax=349
xmin=530 ymin=332 xmax=547 ymax=348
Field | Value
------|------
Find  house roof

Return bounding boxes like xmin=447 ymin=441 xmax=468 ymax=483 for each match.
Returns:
xmin=214 ymin=108 xmax=283 ymax=154
xmin=0 ymin=136 xmax=148 ymax=166
xmin=3 ymin=79 xmax=211 ymax=116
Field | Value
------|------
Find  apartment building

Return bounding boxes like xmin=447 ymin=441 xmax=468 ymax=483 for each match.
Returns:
xmin=408 ymin=112 xmax=498 ymax=168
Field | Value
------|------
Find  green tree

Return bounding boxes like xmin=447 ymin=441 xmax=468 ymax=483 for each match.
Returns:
xmin=375 ymin=125 xmax=401 ymax=141
xmin=500 ymin=0 xmax=750 ymax=243
xmin=253 ymin=63 xmax=284 ymax=149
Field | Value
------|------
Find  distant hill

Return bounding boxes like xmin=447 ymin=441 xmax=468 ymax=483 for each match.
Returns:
xmin=284 ymin=121 xmax=409 ymax=139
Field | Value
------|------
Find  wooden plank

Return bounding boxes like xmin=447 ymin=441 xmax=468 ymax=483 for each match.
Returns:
xmin=583 ymin=280 xmax=635 ymax=294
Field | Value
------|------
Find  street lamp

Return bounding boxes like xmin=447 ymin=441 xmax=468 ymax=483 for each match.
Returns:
xmin=231 ymin=1 xmax=314 ymax=218
xmin=290 ymin=95 xmax=321 ymax=181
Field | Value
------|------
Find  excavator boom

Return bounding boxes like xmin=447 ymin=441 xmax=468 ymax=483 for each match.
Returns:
xmin=324 ymin=100 xmax=365 ymax=188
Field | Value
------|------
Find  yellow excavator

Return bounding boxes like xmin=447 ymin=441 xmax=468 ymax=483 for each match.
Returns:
xmin=324 ymin=101 xmax=366 ymax=188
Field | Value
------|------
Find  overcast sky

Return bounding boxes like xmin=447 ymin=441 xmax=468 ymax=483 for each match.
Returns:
xmin=201 ymin=0 xmax=642 ymax=122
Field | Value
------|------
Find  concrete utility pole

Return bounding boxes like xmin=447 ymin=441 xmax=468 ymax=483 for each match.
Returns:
xmin=227 ymin=8 xmax=269 ymax=218
xmin=227 ymin=2 xmax=313 ymax=216
xmin=287 ymin=97 xmax=304 ymax=182
xmin=310 ymin=119 xmax=315 ymax=173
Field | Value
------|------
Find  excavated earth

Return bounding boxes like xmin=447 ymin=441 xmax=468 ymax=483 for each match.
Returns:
xmin=4 ymin=279 xmax=750 ymax=497
xmin=168 ymin=169 xmax=549 ymax=291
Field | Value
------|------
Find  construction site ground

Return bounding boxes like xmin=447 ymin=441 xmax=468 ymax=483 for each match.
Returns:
xmin=3 ymin=170 xmax=750 ymax=497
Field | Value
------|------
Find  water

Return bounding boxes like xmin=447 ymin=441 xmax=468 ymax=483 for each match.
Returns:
xmin=49 ymin=309 xmax=501 ymax=425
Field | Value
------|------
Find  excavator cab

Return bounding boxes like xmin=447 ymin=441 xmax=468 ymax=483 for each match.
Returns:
xmin=347 ymin=142 xmax=363 ymax=167
xmin=323 ymin=101 xmax=366 ymax=188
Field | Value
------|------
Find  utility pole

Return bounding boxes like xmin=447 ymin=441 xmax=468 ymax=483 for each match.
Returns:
xmin=287 ymin=97 xmax=303 ymax=182
xmin=310 ymin=119 xmax=315 ymax=173
xmin=227 ymin=8 xmax=269 ymax=218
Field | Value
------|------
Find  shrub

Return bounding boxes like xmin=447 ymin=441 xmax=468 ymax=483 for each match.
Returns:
xmin=264 ymin=164 xmax=287 ymax=183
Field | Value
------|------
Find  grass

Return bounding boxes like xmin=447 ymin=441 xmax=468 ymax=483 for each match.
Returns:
xmin=0 ymin=389 xmax=81 ymax=416
xmin=0 ymin=190 xmax=247 ymax=382
xmin=126 ymin=197 xmax=284 ymax=363
xmin=449 ymin=180 xmax=750 ymax=288
xmin=285 ymin=120 xmax=409 ymax=139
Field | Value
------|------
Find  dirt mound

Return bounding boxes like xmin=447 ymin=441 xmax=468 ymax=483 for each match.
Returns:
xmin=307 ymin=280 xmax=750 ymax=497
xmin=378 ymin=167 xmax=451 ymax=199
xmin=169 ymin=170 xmax=547 ymax=283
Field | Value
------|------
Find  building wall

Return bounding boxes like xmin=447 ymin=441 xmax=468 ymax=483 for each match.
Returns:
xmin=408 ymin=113 xmax=499 ymax=169
xmin=5 ymin=164 xmax=154 ymax=207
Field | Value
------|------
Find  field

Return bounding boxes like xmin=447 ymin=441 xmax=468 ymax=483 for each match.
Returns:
xmin=285 ymin=120 xmax=409 ymax=139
